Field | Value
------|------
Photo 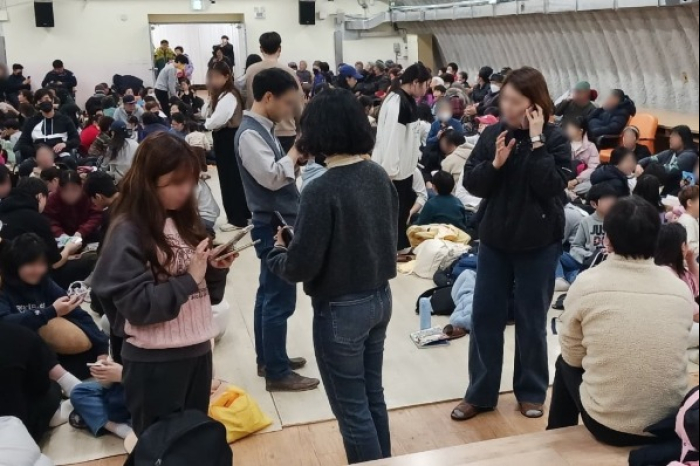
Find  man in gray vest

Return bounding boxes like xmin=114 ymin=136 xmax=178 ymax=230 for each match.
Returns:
xmin=235 ymin=68 xmax=320 ymax=392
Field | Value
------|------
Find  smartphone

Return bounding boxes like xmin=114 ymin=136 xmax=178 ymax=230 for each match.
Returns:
xmin=213 ymin=240 xmax=260 ymax=262
xmin=216 ymin=225 xmax=254 ymax=256
xmin=271 ymin=212 xmax=294 ymax=245
xmin=86 ymin=362 xmax=104 ymax=368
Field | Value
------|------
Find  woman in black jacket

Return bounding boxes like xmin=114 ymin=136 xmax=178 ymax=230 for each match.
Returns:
xmin=452 ymin=67 xmax=570 ymax=423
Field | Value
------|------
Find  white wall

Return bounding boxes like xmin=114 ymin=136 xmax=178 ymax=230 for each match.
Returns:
xmin=1 ymin=0 xmax=414 ymax=104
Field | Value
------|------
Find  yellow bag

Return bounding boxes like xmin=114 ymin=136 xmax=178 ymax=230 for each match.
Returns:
xmin=208 ymin=386 xmax=273 ymax=443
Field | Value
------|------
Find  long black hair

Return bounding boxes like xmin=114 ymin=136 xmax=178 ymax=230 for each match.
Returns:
xmin=107 ymin=125 xmax=130 ymax=162
xmin=672 ymin=125 xmax=697 ymax=152
xmin=0 ymin=233 xmax=48 ymax=290
xmin=634 ymin=175 xmax=663 ymax=212
xmin=655 ymin=223 xmax=687 ymax=277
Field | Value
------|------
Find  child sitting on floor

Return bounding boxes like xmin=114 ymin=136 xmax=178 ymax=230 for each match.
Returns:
xmin=416 ymin=171 xmax=469 ymax=232
xmin=677 ymin=185 xmax=699 ymax=258
xmin=555 ymin=183 xmax=618 ymax=291
xmin=440 ymin=131 xmax=470 ymax=186
xmin=44 ymin=170 xmax=104 ymax=244
xmin=655 ymin=223 xmax=699 ymax=352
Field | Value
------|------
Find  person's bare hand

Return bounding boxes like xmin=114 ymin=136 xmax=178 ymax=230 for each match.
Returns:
xmin=90 ymin=361 xmax=123 ymax=384
xmin=466 ymin=105 xmax=478 ymax=117
xmin=527 ymin=104 xmax=546 ymax=139
xmin=53 ymin=143 xmax=67 ymax=154
xmin=53 ymin=295 xmax=83 ymax=317
xmin=493 ymin=131 xmax=515 ymax=170
xmin=568 ymin=179 xmax=579 ymax=191
xmin=188 ymin=239 xmax=210 ymax=285
xmin=64 ymin=239 xmax=82 ymax=255
xmin=275 ymin=226 xmax=293 ymax=248
xmin=208 ymin=244 xmax=239 ymax=269
xmin=634 ymin=165 xmax=644 ymax=177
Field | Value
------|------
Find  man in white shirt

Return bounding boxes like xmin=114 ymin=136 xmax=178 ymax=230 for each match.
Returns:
xmin=373 ymin=62 xmax=432 ymax=254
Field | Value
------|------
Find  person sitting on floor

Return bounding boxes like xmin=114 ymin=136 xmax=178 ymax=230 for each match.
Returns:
xmin=549 ymin=196 xmax=695 ymax=447
xmin=44 ymin=170 xmax=103 ymax=244
xmin=637 ymin=125 xmax=699 ymax=196
xmin=634 ymin=174 xmax=666 ymax=223
xmin=565 ymin=117 xmax=600 ymax=199
xmin=83 ymin=171 xmax=119 ymax=249
xmin=587 ymin=89 xmax=637 ymax=141
xmin=676 ymin=185 xmax=699 ymax=258
xmin=440 ymin=130 xmax=470 ymax=185
xmin=138 ymin=111 xmax=169 ymax=142
xmin=555 ymin=183 xmax=618 ymax=292
xmin=590 ymin=146 xmax=637 ymax=198
xmin=40 ymin=167 xmax=61 ymax=194
xmin=555 ymin=81 xmax=597 ymax=126
xmin=88 ymin=116 xmax=114 ymax=160
xmin=621 ymin=126 xmax=652 ymax=162
xmin=654 ymin=222 xmax=699 ymax=352
xmin=0 ymin=233 xmax=109 ymax=380
xmin=17 ymin=144 xmax=56 ymax=179
xmin=69 ymin=360 xmax=132 ymax=440
xmin=102 ymin=120 xmax=138 ymax=183
xmin=416 ymin=170 xmax=469 ymax=232
xmin=426 ymin=98 xmax=464 ymax=149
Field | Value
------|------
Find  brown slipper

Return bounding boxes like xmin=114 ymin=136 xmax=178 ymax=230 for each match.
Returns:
xmin=450 ymin=401 xmax=491 ymax=421
xmin=443 ymin=324 xmax=469 ymax=340
xmin=519 ymin=402 xmax=545 ymax=419
xmin=397 ymin=254 xmax=414 ymax=263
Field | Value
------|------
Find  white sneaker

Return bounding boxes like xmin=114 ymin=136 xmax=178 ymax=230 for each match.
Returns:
xmin=219 ymin=224 xmax=244 ymax=233
xmin=554 ymin=278 xmax=571 ymax=292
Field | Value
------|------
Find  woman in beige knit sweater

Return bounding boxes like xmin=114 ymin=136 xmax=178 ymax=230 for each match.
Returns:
xmin=550 ymin=196 xmax=695 ymax=446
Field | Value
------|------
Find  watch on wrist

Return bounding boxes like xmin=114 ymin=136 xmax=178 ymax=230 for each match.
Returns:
xmin=531 ymin=134 xmax=546 ymax=145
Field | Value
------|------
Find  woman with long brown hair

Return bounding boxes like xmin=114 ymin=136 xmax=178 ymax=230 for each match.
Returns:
xmin=450 ymin=67 xmax=571 ymax=423
xmin=204 ymin=61 xmax=249 ymax=232
xmin=91 ymin=133 xmax=237 ymax=435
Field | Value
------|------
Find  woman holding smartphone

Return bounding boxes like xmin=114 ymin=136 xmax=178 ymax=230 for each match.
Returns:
xmin=268 ymin=89 xmax=398 ymax=464
xmin=91 ymin=133 xmax=236 ymax=435
xmin=451 ymin=67 xmax=571 ymax=422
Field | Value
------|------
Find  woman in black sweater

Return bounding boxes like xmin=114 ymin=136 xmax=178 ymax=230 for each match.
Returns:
xmin=452 ymin=67 xmax=571 ymax=423
xmin=268 ymin=89 xmax=398 ymax=464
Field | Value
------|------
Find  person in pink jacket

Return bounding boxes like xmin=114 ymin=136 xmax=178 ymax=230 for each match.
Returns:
xmin=565 ymin=116 xmax=600 ymax=199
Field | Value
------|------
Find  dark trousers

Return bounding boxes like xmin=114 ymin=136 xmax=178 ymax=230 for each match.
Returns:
xmin=154 ymin=89 xmax=171 ymax=117
xmin=122 ymin=352 xmax=213 ymax=436
xmin=25 ymin=381 xmax=63 ymax=442
xmin=58 ymin=345 xmax=105 ymax=380
xmin=465 ymin=242 xmax=560 ymax=408
xmin=278 ymin=136 xmax=296 ymax=154
xmin=393 ymin=176 xmax=416 ymax=251
xmin=252 ymin=222 xmax=297 ymax=380
xmin=548 ymin=356 xmax=659 ymax=447
xmin=213 ymin=127 xmax=250 ymax=227
xmin=50 ymin=255 xmax=98 ymax=291
xmin=312 ymin=285 xmax=393 ymax=464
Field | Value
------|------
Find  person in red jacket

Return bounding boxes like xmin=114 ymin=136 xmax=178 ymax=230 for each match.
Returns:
xmin=43 ymin=170 xmax=104 ymax=243
xmin=79 ymin=113 xmax=103 ymax=156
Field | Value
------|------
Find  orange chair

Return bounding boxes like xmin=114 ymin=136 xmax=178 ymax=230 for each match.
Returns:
xmin=599 ymin=113 xmax=659 ymax=163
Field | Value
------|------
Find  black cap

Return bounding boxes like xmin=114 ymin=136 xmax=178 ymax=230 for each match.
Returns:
xmin=490 ymin=73 xmax=505 ymax=84
xmin=12 ymin=64 xmax=23 ymax=71
xmin=479 ymin=66 xmax=494 ymax=81
xmin=122 ymin=95 xmax=136 ymax=104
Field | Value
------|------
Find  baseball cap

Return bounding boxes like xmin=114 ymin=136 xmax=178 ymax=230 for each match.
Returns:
xmin=110 ymin=120 xmax=128 ymax=132
xmin=490 ymin=73 xmax=505 ymax=84
xmin=476 ymin=115 xmax=499 ymax=126
xmin=575 ymin=81 xmax=591 ymax=92
xmin=339 ymin=64 xmax=363 ymax=80
xmin=122 ymin=95 xmax=136 ymax=104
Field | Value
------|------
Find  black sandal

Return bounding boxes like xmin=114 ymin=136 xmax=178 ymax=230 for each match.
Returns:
xmin=69 ymin=410 xmax=88 ymax=430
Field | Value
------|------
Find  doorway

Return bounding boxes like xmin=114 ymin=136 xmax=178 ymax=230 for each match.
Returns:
xmin=149 ymin=20 xmax=247 ymax=86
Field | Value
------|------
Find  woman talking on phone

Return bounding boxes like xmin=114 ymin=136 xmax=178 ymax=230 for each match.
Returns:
xmin=451 ymin=67 xmax=571 ymax=422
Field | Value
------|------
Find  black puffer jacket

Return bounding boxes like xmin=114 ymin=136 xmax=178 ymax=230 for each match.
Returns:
xmin=587 ymin=95 xmax=637 ymax=140
xmin=590 ymin=164 xmax=631 ymax=198
xmin=464 ymin=122 xmax=571 ymax=252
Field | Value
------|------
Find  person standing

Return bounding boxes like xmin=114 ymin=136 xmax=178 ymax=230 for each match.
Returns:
xmin=235 ymin=68 xmax=318 ymax=392
xmin=5 ymin=64 xmax=32 ymax=108
xmin=174 ymin=46 xmax=194 ymax=81
xmin=153 ymin=40 xmax=175 ymax=77
xmin=373 ymin=62 xmax=432 ymax=255
xmin=219 ymin=35 xmax=236 ymax=68
xmin=204 ymin=62 xmax=250 ymax=232
xmin=154 ymin=55 xmax=189 ymax=117
xmin=91 ymin=133 xmax=236 ymax=435
xmin=268 ymin=89 xmax=398 ymax=463
xmin=451 ymin=67 xmax=571 ymax=422
xmin=244 ymin=32 xmax=302 ymax=153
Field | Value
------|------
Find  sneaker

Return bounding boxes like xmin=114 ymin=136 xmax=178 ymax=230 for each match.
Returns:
xmin=258 ymin=357 xmax=307 ymax=378
xmin=554 ymin=278 xmax=570 ymax=292
xmin=266 ymin=372 xmax=320 ymax=392
xmin=219 ymin=224 xmax=245 ymax=233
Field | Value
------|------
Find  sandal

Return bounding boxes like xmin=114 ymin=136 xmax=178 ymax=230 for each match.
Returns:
xmin=451 ymin=401 xmax=492 ymax=421
xmin=443 ymin=324 xmax=469 ymax=340
xmin=68 ymin=410 xmax=88 ymax=430
xmin=519 ymin=402 xmax=545 ymax=419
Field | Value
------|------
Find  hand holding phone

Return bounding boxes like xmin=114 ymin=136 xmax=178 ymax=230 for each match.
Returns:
xmin=272 ymin=212 xmax=294 ymax=247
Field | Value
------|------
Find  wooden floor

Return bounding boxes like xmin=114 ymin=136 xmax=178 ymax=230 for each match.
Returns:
xmin=73 ymin=392 xmax=551 ymax=466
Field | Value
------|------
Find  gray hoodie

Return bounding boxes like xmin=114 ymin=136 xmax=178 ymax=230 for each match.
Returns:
xmin=570 ymin=211 xmax=605 ymax=264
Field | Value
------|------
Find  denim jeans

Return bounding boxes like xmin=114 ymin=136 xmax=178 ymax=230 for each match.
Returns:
xmin=70 ymin=383 xmax=130 ymax=436
xmin=465 ymin=242 xmax=561 ymax=408
xmin=252 ymin=222 xmax=297 ymax=380
xmin=555 ymin=252 xmax=583 ymax=284
xmin=312 ymin=284 xmax=393 ymax=464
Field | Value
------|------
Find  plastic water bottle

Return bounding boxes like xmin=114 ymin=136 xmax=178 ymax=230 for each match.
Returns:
xmin=419 ymin=297 xmax=432 ymax=330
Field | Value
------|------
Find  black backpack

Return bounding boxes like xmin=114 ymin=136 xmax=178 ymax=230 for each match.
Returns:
xmin=125 ymin=410 xmax=232 ymax=466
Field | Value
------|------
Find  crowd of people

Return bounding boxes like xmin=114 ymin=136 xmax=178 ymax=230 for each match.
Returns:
xmin=0 ymin=27 xmax=698 ymax=466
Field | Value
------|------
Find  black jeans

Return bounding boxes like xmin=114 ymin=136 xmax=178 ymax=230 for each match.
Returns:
xmin=465 ymin=242 xmax=560 ymax=408
xmin=25 ymin=381 xmax=63 ymax=442
xmin=213 ymin=127 xmax=250 ymax=227
xmin=392 ymin=176 xmax=416 ymax=251
xmin=548 ymin=356 xmax=658 ymax=447
xmin=50 ymin=255 xmax=98 ymax=291
xmin=154 ymin=89 xmax=171 ymax=117
xmin=123 ymin=352 xmax=213 ymax=436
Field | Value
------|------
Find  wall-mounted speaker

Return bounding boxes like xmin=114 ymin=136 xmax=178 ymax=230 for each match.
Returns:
xmin=299 ymin=1 xmax=316 ymax=26
xmin=34 ymin=1 xmax=55 ymax=28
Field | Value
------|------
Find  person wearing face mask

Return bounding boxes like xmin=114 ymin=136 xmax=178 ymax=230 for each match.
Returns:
xmin=14 ymin=88 xmax=80 ymax=167
xmin=335 ymin=65 xmax=363 ymax=92
xmin=426 ymin=98 xmax=464 ymax=148
xmin=478 ymin=73 xmax=504 ymax=116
